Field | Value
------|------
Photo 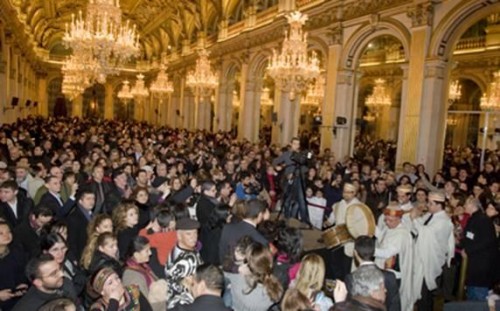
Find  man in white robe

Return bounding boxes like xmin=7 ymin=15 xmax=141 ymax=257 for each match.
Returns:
xmin=326 ymin=183 xmax=361 ymax=257
xmin=325 ymin=183 xmax=361 ymax=279
xmin=411 ymin=191 xmax=454 ymax=311
xmin=375 ymin=203 xmax=414 ymax=311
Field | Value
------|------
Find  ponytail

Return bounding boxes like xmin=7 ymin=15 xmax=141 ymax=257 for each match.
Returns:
xmin=263 ymin=274 xmax=283 ymax=303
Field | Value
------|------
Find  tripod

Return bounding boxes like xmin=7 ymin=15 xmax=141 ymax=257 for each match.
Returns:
xmin=277 ymin=163 xmax=310 ymax=225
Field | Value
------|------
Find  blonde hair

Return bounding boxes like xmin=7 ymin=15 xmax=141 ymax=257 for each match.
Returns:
xmin=112 ymin=201 xmax=139 ymax=232
xmin=280 ymin=288 xmax=312 ymax=311
xmin=294 ymin=254 xmax=326 ymax=298
xmin=80 ymin=232 xmax=116 ymax=270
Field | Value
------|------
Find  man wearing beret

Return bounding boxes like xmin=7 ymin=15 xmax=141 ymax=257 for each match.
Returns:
xmin=165 ymin=218 xmax=203 ymax=309
xmin=411 ymin=191 xmax=454 ymax=311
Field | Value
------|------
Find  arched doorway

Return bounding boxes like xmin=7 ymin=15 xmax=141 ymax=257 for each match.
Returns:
xmin=443 ymin=12 xmax=500 ymax=168
xmin=113 ymin=84 xmax=136 ymax=120
xmin=82 ymin=84 xmax=105 ymax=118
xmin=47 ymin=78 xmax=68 ymax=116
xmin=353 ymin=35 xmax=405 ymax=168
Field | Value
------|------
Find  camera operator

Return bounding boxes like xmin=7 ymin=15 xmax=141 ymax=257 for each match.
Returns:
xmin=235 ymin=171 xmax=262 ymax=200
xmin=272 ymin=137 xmax=310 ymax=225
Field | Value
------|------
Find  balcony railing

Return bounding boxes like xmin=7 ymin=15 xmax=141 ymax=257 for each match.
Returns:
xmin=455 ymin=36 xmax=486 ymax=51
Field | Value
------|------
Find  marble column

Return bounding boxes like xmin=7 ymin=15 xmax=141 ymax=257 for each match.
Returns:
xmin=416 ymin=59 xmax=448 ymax=174
xmin=271 ymin=87 xmax=282 ymax=145
xmin=398 ymin=3 xmax=433 ymax=168
xmin=332 ymin=69 xmax=356 ymax=159
xmin=278 ymin=91 xmax=299 ymax=146
xmin=0 ymin=45 xmax=7 ymax=124
xmin=238 ymin=63 xmax=249 ymax=140
xmin=72 ymin=95 xmax=83 ymax=117
xmin=241 ymin=80 xmax=257 ymax=141
xmin=37 ymin=75 xmax=48 ymax=117
xmin=104 ymin=83 xmax=114 ymax=119
xmin=320 ymin=44 xmax=342 ymax=152
xmin=216 ymin=83 xmax=229 ymax=131
xmin=395 ymin=65 xmax=410 ymax=168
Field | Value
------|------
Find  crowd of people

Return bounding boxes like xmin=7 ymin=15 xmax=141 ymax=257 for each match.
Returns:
xmin=0 ymin=116 xmax=498 ymax=311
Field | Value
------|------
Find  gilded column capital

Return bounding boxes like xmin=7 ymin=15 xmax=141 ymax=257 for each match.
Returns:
xmin=400 ymin=63 xmax=409 ymax=79
xmin=337 ymin=69 xmax=355 ymax=85
xmin=240 ymin=50 xmax=251 ymax=64
xmin=407 ymin=2 xmax=434 ymax=28
xmin=424 ymin=59 xmax=446 ymax=79
xmin=327 ymin=24 xmax=343 ymax=46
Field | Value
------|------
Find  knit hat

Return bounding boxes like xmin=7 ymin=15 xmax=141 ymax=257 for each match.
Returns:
xmin=92 ymin=267 xmax=116 ymax=293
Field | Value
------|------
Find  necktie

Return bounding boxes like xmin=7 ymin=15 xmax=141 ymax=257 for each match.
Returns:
xmin=424 ymin=213 xmax=434 ymax=226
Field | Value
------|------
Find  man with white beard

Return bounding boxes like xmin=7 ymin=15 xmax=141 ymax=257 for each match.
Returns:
xmin=325 ymin=183 xmax=361 ymax=279
xmin=375 ymin=203 xmax=414 ymax=311
xmin=410 ymin=191 xmax=454 ymax=311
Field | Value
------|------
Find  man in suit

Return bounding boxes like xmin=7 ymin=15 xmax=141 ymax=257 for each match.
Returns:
xmin=84 ymin=165 xmax=111 ymax=214
xmin=219 ymin=199 xmax=268 ymax=271
xmin=345 ymin=236 xmax=401 ymax=311
xmin=38 ymin=175 xmax=77 ymax=218
xmin=196 ymin=180 xmax=219 ymax=225
xmin=103 ymin=168 xmax=131 ymax=214
xmin=0 ymin=180 xmax=33 ymax=228
xmin=171 ymin=264 xmax=232 ymax=311
xmin=14 ymin=205 xmax=54 ymax=259
xmin=66 ymin=190 xmax=95 ymax=261
xmin=462 ymin=198 xmax=497 ymax=301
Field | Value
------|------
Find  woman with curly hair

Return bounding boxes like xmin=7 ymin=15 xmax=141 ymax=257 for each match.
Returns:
xmin=112 ymin=201 xmax=139 ymax=261
xmin=226 ymin=242 xmax=284 ymax=311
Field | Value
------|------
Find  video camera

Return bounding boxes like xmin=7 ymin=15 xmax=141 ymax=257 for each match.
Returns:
xmin=290 ymin=150 xmax=313 ymax=165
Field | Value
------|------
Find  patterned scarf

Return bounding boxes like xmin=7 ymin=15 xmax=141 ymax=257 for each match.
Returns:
xmin=125 ymin=258 xmax=156 ymax=288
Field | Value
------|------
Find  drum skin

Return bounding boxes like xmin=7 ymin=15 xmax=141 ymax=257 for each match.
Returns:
xmin=321 ymin=203 xmax=376 ymax=249
xmin=345 ymin=203 xmax=376 ymax=238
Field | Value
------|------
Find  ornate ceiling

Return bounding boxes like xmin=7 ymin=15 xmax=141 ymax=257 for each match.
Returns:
xmin=5 ymin=0 xmax=279 ymax=60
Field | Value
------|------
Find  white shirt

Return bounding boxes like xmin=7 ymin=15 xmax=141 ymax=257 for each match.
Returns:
xmin=7 ymin=198 xmax=18 ymax=218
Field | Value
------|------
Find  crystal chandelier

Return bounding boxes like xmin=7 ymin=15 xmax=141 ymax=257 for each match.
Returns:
xmin=449 ymin=80 xmax=462 ymax=103
xmin=260 ymin=87 xmax=274 ymax=106
xmin=63 ymin=0 xmax=140 ymax=87
xmin=131 ymin=74 xmax=150 ymax=99
xmin=480 ymin=71 xmax=500 ymax=111
xmin=186 ymin=49 xmax=219 ymax=96
xmin=267 ymin=11 xmax=320 ymax=100
xmin=117 ymin=80 xmax=134 ymax=102
xmin=365 ymin=78 xmax=391 ymax=109
xmin=301 ymin=75 xmax=325 ymax=106
xmin=150 ymin=60 xmax=174 ymax=96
